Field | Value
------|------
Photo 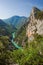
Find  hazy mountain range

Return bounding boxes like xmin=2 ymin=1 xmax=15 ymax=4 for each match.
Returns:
xmin=3 ymin=16 xmax=27 ymax=30
xmin=0 ymin=16 xmax=28 ymax=35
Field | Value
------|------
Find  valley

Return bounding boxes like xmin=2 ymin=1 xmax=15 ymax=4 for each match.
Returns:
xmin=0 ymin=7 xmax=43 ymax=65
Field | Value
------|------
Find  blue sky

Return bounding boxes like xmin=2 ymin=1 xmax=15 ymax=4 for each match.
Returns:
xmin=0 ymin=0 xmax=43 ymax=19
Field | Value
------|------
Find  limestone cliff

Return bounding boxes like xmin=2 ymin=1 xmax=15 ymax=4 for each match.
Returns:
xmin=26 ymin=7 xmax=43 ymax=42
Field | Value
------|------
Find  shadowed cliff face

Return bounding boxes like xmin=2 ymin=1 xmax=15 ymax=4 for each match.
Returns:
xmin=26 ymin=7 xmax=43 ymax=42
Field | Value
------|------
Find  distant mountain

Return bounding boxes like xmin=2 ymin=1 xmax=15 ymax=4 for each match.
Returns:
xmin=0 ymin=19 xmax=7 ymax=26
xmin=3 ymin=16 xmax=27 ymax=30
xmin=0 ymin=19 xmax=16 ymax=35
xmin=0 ymin=19 xmax=8 ymax=35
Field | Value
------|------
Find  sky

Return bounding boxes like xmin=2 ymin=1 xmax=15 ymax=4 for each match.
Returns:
xmin=0 ymin=0 xmax=43 ymax=19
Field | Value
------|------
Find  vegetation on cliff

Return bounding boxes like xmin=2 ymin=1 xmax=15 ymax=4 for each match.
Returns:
xmin=35 ymin=10 xmax=43 ymax=20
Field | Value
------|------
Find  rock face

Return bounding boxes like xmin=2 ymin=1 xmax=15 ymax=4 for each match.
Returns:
xmin=26 ymin=7 xmax=43 ymax=42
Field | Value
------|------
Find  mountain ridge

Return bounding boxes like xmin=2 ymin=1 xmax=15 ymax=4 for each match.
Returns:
xmin=3 ymin=16 xmax=27 ymax=30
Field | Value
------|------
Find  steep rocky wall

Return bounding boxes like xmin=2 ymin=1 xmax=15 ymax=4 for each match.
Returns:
xmin=26 ymin=7 xmax=43 ymax=42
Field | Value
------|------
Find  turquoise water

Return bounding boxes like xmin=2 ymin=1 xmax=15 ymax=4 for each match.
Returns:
xmin=11 ymin=32 xmax=22 ymax=49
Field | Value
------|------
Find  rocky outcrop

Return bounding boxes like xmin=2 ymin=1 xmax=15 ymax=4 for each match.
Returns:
xmin=26 ymin=7 xmax=43 ymax=42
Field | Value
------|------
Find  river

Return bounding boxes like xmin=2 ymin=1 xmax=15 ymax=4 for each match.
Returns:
xmin=11 ymin=32 xmax=22 ymax=49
